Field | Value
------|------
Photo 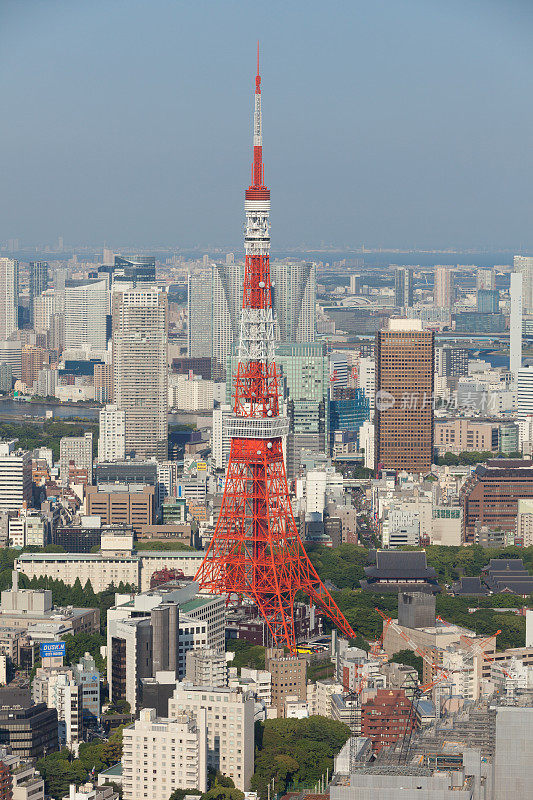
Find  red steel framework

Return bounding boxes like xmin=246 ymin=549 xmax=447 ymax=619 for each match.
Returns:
xmin=195 ymin=47 xmax=356 ymax=650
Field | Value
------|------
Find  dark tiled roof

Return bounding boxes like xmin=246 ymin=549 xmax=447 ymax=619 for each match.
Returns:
xmin=490 ymin=578 xmax=533 ymax=594
xmin=485 ymin=558 xmax=527 ymax=573
xmin=364 ymin=550 xmax=437 ymax=580
xmin=450 ymin=577 xmax=490 ymax=596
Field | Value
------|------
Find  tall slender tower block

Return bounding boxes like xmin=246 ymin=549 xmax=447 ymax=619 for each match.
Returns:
xmin=195 ymin=49 xmax=355 ymax=650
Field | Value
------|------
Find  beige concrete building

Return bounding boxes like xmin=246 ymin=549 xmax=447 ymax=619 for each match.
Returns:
xmin=517 ymin=498 xmax=533 ymax=546
xmin=15 ymin=549 xmax=210 ymax=593
xmin=59 ymin=432 xmax=93 ymax=486
xmin=266 ymin=647 xmax=307 ymax=717
xmin=307 ymin=679 xmax=344 ymax=717
xmin=434 ymin=419 xmax=496 ymax=456
xmin=186 ymin=648 xmax=228 ymax=687
xmin=122 ymin=708 xmax=207 ymax=800
xmin=168 ymin=683 xmax=254 ymax=790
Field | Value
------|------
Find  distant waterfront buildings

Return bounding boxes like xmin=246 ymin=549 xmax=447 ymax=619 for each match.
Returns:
xmin=394 ymin=266 xmax=413 ymax=309
xmin=515 ymin=255 xmax=533 ymax=313
xmin=434 ymin=265 xmax=453 ymax=307
xmin=0 ymin=258 xmax=19 ymax=340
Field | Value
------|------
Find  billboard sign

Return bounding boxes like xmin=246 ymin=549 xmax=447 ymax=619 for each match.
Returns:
xmin=40 ymin=642 xmax=66 ymax=658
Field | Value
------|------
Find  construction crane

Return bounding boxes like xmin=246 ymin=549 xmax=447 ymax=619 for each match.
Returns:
xmin=459 ymin=629 xmax=512 ymax=679
xmin=375 ymin=608 xmax=452 ymax=763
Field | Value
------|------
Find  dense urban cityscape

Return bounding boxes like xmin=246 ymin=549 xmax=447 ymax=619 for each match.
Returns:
xmin=1 ymin=3 xmax=533 ymax=800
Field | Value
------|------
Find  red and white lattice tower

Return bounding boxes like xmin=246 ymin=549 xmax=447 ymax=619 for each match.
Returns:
xmin=195 ymin=46 xmax=356 ymax=650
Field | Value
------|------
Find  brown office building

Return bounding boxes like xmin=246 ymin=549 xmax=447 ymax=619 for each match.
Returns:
xmin=86 ymin=486 xmax=155 ymax=532
xmin=461 ymin=460 xmax=533 ymax=544
xmin=265 ymin=647 xmax=307 ymax=717
xmin=375 ymin=320 xmax=434 ymax=474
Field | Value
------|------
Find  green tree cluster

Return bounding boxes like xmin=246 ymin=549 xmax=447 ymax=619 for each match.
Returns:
xmin=225 ymin=639 xmax=265 ymax=671
xmin=306 ymin=544 xmax=369 ymax=589
xmin=21 ymin=575 xmax=137 ymax=630
xmin=37 ymin=727 xmax=124 ymax=799
xmin=390 ymin=649 xmax=424 ymax=680
xmin=251 ymin=716 xmax=350 ymax=798
xmin=0 ymin=420 xmax=98 ymax=461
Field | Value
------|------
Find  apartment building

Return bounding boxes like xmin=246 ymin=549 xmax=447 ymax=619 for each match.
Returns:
xmin=168 ymin=683 xmax=254 ymax=790
xmin=59 ymin=432 xmax=93 ymax=486
xmin=122 ymin=708 xmax=207 ymax=800
xmin=185 ymin=649 xmax=228 ymax=687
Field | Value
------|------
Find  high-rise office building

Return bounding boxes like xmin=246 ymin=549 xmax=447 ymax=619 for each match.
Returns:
xmin=113 ymin=288 xmax=168 ymax=460
xmin=394 ymin=267 xmax=413 ymax=309
xmin=21 ymin=346 xmax=48 ymax=388
xmin=510 ymin=272 xmax=523 ymax=385
xmin=270 ymin=261 xmax=317 ymax=342
xmin=375 ymin=319 xmax=434 ymax=474
xmin=0 ymin=258 xmax=19 ymax=340
xmin=434 ymin=266 xmax=453 ymax=307
xmin=187 ymin=273 xmax=212 ymax=361
xmin=111 ymin=255 xmax=156 ymax=285
xmin=514 ymin=255 xmax=533 ymax=313
xmin=64 ymin=278 xmax=109 ymax=352
xmin=29 ymin=262 xmax=49 ymax=323
xmin=476 ymin=288 xmax=499 ymax=313
xmin=275 ymin=342 xmax=329 ymax=476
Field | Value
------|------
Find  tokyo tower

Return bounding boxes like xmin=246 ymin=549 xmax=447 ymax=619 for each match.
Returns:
xmin=195 ymin=47 xmax=356 ymax=650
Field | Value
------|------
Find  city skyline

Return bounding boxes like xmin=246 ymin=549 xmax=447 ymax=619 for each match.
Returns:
xmin=1 ymin=0 xmax=533 ymax=250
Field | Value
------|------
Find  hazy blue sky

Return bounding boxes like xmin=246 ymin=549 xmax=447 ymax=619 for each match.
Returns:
xmin=1 ymin=0 xmax=533 ymax=251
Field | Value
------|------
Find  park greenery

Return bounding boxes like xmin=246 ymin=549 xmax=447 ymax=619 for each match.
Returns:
xmin=36 ymin=727 xmax=124 ymax=799
xmin=305 ymin=544 xmax=533 ymax=649
xmin=0 ymin=420 xmax=98 ymax=460
xmin=436 ymin=451 xmax=522 ymax=466
xmin=251 ymin=716 xmax=350 ymax=798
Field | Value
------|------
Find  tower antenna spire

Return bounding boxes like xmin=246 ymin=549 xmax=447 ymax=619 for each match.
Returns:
xmin=194 ymin=49 xmax=357 ymax=652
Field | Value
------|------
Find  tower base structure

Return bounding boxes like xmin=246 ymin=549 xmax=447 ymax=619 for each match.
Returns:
xmin=195 ymin=435 xmax=356 ymax=650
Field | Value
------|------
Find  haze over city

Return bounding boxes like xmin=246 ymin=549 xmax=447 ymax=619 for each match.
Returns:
xmin=2 ymin=0 xmax=533 ymax=250
xmin=1 ymin=3 xmax=533 ymax=800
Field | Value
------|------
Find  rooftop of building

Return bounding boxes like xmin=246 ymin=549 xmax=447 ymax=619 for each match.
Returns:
xmin=15 ymin=550 xmax=206 ymax=562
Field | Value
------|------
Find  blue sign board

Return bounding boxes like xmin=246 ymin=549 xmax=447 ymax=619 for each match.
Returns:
xmin=40 ymin=642 xmax=66 ymax=658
